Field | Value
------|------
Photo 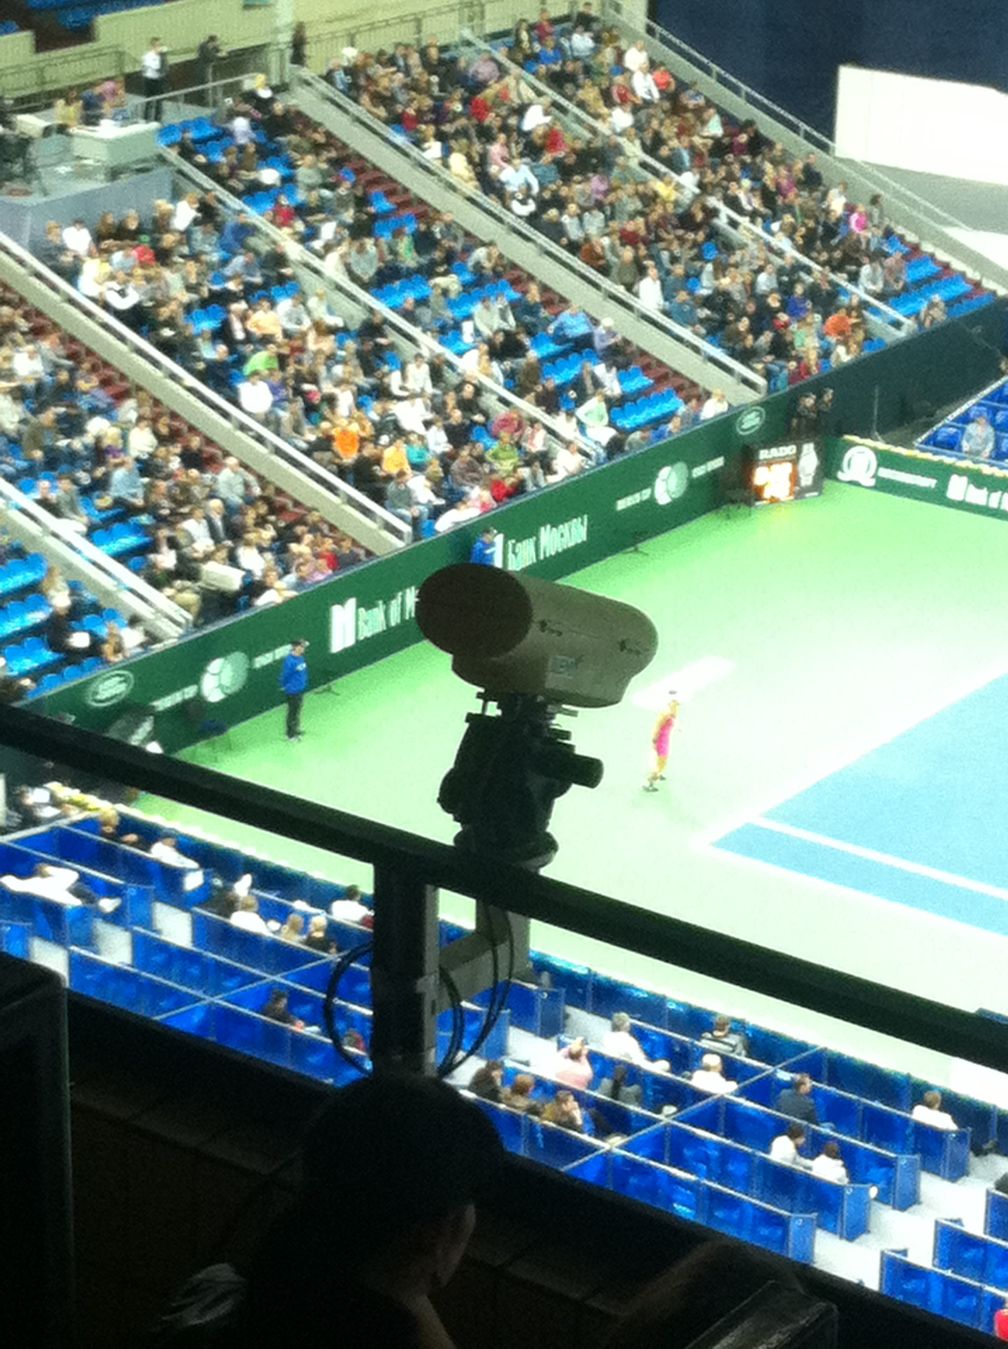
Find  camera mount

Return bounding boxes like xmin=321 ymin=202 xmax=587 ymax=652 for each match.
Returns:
xmin=438 ymin=691 xmax=603 ymax=870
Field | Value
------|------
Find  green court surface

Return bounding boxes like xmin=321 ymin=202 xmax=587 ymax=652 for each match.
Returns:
xmin=150 ymin=484 xmax=1008 ymax=1078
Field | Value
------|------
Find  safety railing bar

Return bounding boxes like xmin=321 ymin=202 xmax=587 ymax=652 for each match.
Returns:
xmin=0 ymin=480 xmax=190 ymax=635
xmin=634 ymin=11 xmax=833 ymax=152
xmin=0 ymin=702 xmax=1005 ymax=1075
xmin=303 ymin=0 xmax=483 ymax=50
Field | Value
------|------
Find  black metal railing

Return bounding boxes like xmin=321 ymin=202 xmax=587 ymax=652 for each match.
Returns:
xmin=1 ymin=702 xmax=1005 ymax=1077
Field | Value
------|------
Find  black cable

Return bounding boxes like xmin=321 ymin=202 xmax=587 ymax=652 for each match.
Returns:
xmin=323 ymin=939 xmax=373 ymax=1077
xmin=440 ymin=903 xmax=497 ymax=1077
xmin=443 ymin=901 xmax=517 ymax=1078
xmin=436 ymin=962 xmax=465 ymax=1077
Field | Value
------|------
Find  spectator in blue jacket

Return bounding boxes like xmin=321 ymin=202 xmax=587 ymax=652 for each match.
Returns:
xmin=280 ymin=638 xmax=309 ymax=741
xmin=469 ymin=528 xmax=497 ymax=566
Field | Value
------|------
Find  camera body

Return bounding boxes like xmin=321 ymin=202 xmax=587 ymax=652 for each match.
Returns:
xmin=416 ymin=563 xmax=657 ymax=709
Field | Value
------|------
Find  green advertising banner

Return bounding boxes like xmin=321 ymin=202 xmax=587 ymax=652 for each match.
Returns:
xmin=825 ymin=436 xmax=1008 ymax=521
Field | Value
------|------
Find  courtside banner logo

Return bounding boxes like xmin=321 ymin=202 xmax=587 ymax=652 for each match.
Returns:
xmin=85 ymin=668 xmax=135 ymax=708
xmin=330 ymin=597 xmax=358 ymax=653
xmin=654 ymin=462 xmax=689 ymax=505
xmin=200 ymin=652 xmax=250 ymax=704
xmin=836 ymin=444 xmax=878 ymax=488
xmin=330 ymin=588 xmax=417 ymax=653
xmin=735 ymin=405 xmax=766 ymax=438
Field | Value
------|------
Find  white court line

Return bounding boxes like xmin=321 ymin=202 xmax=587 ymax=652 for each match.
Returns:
xmin=749 ymin=815 xmax=1008 ymax=906
xmin=632 ymin=656 xmax=735 ymax=710
xmin=696 ymin=659 xmax=1008 ymax=849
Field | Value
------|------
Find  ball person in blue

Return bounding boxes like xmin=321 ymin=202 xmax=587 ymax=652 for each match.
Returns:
xmin=280 ymin=639 xmax=309 ymax=741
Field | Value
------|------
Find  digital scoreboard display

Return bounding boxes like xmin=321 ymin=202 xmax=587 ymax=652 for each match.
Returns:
xmin=751 ymin=439 xmax=825 ymax=504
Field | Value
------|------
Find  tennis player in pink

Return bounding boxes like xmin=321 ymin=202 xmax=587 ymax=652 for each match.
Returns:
xmin=644 ymin=692 xmax=680 ymax=792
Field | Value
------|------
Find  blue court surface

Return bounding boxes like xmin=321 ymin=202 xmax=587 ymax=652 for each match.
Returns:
xmin=714 ymin=675 xmax=1008 ymax=937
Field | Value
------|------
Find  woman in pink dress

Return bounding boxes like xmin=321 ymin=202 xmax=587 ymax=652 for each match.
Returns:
xmin=644 ymin=693 xmax=680 ymax=792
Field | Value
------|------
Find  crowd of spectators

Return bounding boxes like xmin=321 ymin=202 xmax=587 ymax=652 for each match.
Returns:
xmin=329 ymin=11 xmax=952 ymax=392
xmin=4 ymin=264 xmax=368 ymax=625
xmin=156 ymin=92 xmax=706 ymax=522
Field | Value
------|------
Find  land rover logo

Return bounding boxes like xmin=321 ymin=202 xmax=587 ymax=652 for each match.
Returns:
xmin=200 ymin=652 xmax=251 ymax=704
xmin=84 ymin=669 xmax=135 ymax=709
xmin=735 ymin=406 xmax=766 ymax=438
xmin=836 ymin=444 xmax=878 ymax=488
xmin=654 ymin=462 xmax=689 ymax=505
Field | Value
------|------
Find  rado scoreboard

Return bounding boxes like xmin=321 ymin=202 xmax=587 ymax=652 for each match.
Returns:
xmin=750 ymin=439 xmax=825 ymax=504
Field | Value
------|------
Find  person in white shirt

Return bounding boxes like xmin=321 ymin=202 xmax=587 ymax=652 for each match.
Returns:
xmin=395 ymin=396 xmax=431 ymax=437
xmin=276 ymin=295 xmax=311 ymax=338
xmin=623 ymin=40 xmax=649 ymax=73
xmin=404 ymin=354 xmax=433 ymax=398
xmin=62 ymin=219 xmax=92 ymax=256
xmin=520 ymin=100 xmax=551 ymax=134
xmin=104 ymin=273 xmax=141 ymax=321
xmin=3 ymin=864 xmax=84 ymax=904
xmin=408 ymin=471 xmax=442 ymax=513
xmin=631 ymin=62 xmax=660 ymax=103
xmin=548 ymin=441 xmax=587 ymax=482
xmin=149 ymin=835 xmax=200 ymax=869
xmin=601 ymin=1012 xmax=670 ymax=1072
xmin=689 ymin=1053 xmax=738 ymax=1094
xmin=769 ymin=1123 xmax=812 ymax=1168
xmin=810 ymin=1141 xmax=848 ymax=1183
xmin=231 ymin=110 xmax=253 ymax=146
xmin=127 ymin=417 xmax=157 ymax=461
xmin=911 ymin=1090 xmax=957 ymax=1131
xmin=593 ymin=360 xmax=622 ymax=399
xmin=142 ymin=38 xmax=167 ymax=120
xmin=12 ymin=344 xmax=46 ymax=383
xmin=333 ymin=383 xmax=356 ymax=419
xmin=172 ymin=193 xmax=200 ymax=233
xmin=235 ymin=536 xmax=266 ymax=579
xmin=229 ymin=894 xmax=270 ymax=933
xmin=330 ymin=885 xmax=371 ymax=924
xmin=569 ymin=26 xmax=595 ymax=59
xmin=180 ymin=507 xmax=215 ymax=557
xmin=611 ymin=103 xmax=635 ymax=135
xmin=553 ymin=409 xmax=580 ymax=442
xmin=636 ymin=263 xmax=665 ymax=312
xmin=700 ymin=389 xmax=729 ymax=420
xmin=426 ymin=419 xmax=449 ymax=458
xmin=238 ymin=371 xmax=274 ymax=420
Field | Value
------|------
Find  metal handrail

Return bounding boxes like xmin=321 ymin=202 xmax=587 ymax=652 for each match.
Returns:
xmin=166 ymin=147 xmax=586 ymax=457
xmin=303 ymin=1 xmax=486 ymax=56
xmin=458 ymin=27 xmax=913 ymax=340
xmin=0 ymin=479 xmax=190 ymax=641
xmin=0 ymin=44 xmax=127 ymax=103
xmin=297 ymin=66 xmax=764 ymax=397
xmin=0 ymin=230 xmax=410 ymax=547
xmin=1 ymin=703 xmax=1005 ymax=1077
xmin=912 ymin=373 xmax=1008 ymax=449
